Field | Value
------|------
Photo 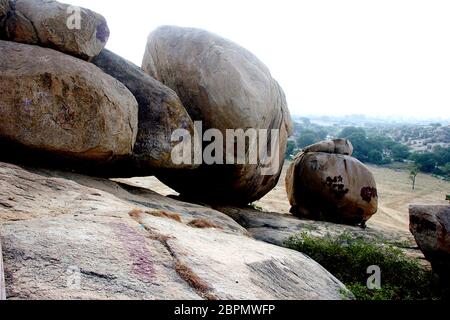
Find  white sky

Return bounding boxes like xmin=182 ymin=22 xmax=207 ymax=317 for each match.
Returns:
xmin=66 ymin=0 xmax=450 ymax=119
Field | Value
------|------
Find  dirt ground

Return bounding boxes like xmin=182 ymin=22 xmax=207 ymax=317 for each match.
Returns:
xmin=118 ymin=163 xmax=450 ymax=234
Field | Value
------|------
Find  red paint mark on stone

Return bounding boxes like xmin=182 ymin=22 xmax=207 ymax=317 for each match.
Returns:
xmin=109 ymin=222 xmax=155 ymax=280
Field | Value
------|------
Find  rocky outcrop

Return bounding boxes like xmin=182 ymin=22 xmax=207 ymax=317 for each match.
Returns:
xmin=286 ymin=144 xmax=378 ymax=225
xmin=0 ymin=40 xmax=138 ymax=163
xmin=0 ymin=0 xmax=109 ymax=59
xmin=91 ymin=49 xmax=195 ymax=174
xmin=0 ymin=235 xmax=5 ymax=300
xmin=0 ymin=161 xmax=350 ymax=299
xmin=214 ymin=206 xmax=422 ymax=260
xmin=142 ymin=26 xmax=293 ymax=205
xmin=410 ymin=205 xmax=450 ymax=284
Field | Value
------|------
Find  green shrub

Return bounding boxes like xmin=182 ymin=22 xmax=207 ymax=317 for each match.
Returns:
xmin=285 ymin=232 xmax=440 ymax=300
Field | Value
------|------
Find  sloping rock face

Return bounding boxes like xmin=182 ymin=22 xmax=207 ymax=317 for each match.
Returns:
xmin=0 ymin=0 xmax=109 ymax=59
xmin=0 ymin=40 xmax=138 ymax=163
xmin=142 ymin=26 xmax=293 ymax=205
xmin=410 ymin=205 xmax=450 ymax=284
xmin=286 ymin=151 xmax=378 ymax=225
xmin=215 ymin=206 xmax=423 ymax=260
xmin=92 ymin=49 xmax=195 ymax=174
xmin=0 ymin=161 xmax=350 ymax=300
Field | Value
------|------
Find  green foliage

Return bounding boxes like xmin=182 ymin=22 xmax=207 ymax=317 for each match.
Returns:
xmin=391 ymin=144 xmax=411 ymax=162
xmin=297 ymin=131 xmax=318 ymax=148
xmin=410 ymin=152 xmax=438 ymax=173
xmin=285 ymin=232 xmax=439 ymax=300
xmin=293 ymin=119 xmax=337 ymax=149
xmin=247 ymin=203 xmax=264 ymax=212
xmin=338 ymin=127 xmax=407 ymax=165
xmin=285 ymin=140 xmax=297 ymax=160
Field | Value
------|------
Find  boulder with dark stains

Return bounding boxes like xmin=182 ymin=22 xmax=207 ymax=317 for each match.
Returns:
xmin=409 ymin=205 xmax=450 ymax=287
xmin=286 ymin=148 xmax=378 ymax=226
xmin=0 ymin=0 xmax=109 ymax=60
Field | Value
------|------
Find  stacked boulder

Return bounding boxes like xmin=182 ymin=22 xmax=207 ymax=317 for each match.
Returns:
xmin=409 ymin=205 xmax=450 ymax=288
xmin=0 ymin=2 xmax=292 ymax=205
xmin=142 ymin=26 xmax=293 ymax=205
xmin=0 ymin=0 xmax=139 ymax=165
xmin=0 ymin=1 xmax=197 ymax=176
xmin=286 ymin=139 xmax=378 ymax=226
xmin=91 ymin=49 xmax=195 ymax=175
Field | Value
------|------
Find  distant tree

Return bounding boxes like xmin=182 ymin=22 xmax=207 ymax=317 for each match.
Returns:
xmin=391 ymin=144 xmax=411 ymax=162
xmin=409 ymin=165 xmax=419 ymax=190
xmin=339 ymin=127 xmax=366 ymax=139
xmin=285 ymin=140 xmax=297 ymax=159
xmin=433 ymin=146 xmax=450 ymax=166
xmin=410 ymin=153 xmax=437 ymax=173
xmin=297 ymin=132 xmax=317 ymax=148
xmin=368 ymin=150 xmax=383 ymax=164
xmin=442 ymin=163 xmax=450 ymax=178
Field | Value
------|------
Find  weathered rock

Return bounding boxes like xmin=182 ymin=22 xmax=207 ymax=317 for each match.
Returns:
xmin=0 ymin=0 xmax=109 ymax=60
xmin=0 ymin=234 xmax=5 ymax=300
xmin=303 ymin=139 xmax=353 ymax=156
xmin=0 ymin=161 xmax=350 ymax=299
xmin=214 ymin=206 xmax=422 ymax=260
xmin=286 ymin=152 xmax=378 ymax=225
xmin=142 ymin=26 xmax=293 ymax=205
xmin=92 ymin=49 xmax=195 ymax=173
xmin=0 ymin=40 xmax=138 ymax=163
xmin=410 ymin=205 xmax=450 ymax=284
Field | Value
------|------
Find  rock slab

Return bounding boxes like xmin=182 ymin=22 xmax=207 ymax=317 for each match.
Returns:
xmin=0 ymin=161 xmax=350 ymax=300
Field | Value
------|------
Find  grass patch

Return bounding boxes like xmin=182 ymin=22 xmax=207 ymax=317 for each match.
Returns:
xmin=285 ymin=232 xmax=441 ymax=300
xmin=247 ymin=203 xmax=264 ymax=212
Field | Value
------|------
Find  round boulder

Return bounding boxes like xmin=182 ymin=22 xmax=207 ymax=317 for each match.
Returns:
xmin=286 ymin=151 xmax=378 ymax=225
xmin=142 ymin=26 xmax=292 ymax=205
xmin=0 ymin=40 xmax=138 ymax=163
xmin=0 ymin=0 xmax=109 ymax=59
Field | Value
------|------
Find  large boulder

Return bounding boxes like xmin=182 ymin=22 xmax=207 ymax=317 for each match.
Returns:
xmin=142 ymin=26 xmax=293 ymax=205
xmin=92 ymin=49 xmax=195 ymax=174
xmin=0 ymin=0 xmax=109 ymax=60
xmin=286 ymin=148 xmax=378 ymax=225
xmin=0 ymin=161 xmax=350 ymax=300
xmin=0 ymin=40 xmax=138 ymax=163
xmin=409 ymin=205 xmax=450 ymax=285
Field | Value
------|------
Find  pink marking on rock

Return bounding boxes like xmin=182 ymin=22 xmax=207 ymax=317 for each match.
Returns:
xmin=109 ymin=222 xmax=155 ymax=280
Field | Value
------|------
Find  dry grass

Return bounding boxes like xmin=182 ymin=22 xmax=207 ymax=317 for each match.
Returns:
xmin=187 ymin=218 xmax=221 ymax=229
xmin=128 ymin=208 xmax=182 ymax=223
xmin=174 ymin=260 xmax=215 ymax=299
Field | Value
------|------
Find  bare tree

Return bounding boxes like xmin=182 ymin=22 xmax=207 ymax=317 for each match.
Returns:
xmin=409 ymin=165 xmax=419 ymax=190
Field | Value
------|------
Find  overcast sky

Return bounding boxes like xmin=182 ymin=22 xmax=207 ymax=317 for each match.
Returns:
xmin=67 ymin=0 xmax=450 ymax=119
